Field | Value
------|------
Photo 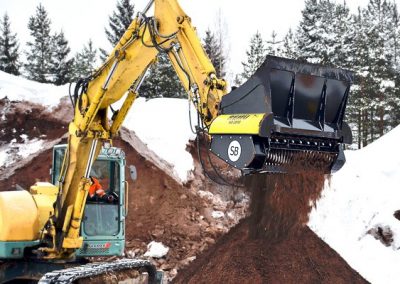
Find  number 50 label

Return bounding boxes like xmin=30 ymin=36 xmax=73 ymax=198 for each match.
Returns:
xmin=228 ymin=140 xmax=241 ymax=162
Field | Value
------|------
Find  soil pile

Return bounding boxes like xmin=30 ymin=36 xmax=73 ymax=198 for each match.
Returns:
xmin=174 ymin=152 xmax=368 ymax=283
xmin=174 ymin=218 xmax=368 ymax=284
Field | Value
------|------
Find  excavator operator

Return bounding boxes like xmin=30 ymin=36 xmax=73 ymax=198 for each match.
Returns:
xmin=88 ymin=176 xmax=116 ymax=203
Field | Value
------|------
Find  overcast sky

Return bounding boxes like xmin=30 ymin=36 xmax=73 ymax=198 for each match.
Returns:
xmin=0 ymin=0 xmax=394 ymax=79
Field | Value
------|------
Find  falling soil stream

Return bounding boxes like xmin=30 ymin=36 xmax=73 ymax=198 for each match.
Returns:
xmin=247 ymin=151 xmax=331 ymax=242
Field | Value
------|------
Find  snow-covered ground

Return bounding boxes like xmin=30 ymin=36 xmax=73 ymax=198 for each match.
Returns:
xmin=0 ymin=71 xmax=197 ymax=182
xmin=309 ymin=126 xmax=400 ymax=284
xmin=2 ymin=71 xmax=400 ymax=283
xmin=121 ymin=97 xmax=197 ymax=182
xmin=0 ymin=137 xmax=45 ymax=168
xmin=0 ymin=71 xmax=67 ymax=108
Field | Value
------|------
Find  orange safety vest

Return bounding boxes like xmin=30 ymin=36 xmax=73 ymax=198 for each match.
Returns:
xmin=89 ymin=177 xmax=106 ymax=198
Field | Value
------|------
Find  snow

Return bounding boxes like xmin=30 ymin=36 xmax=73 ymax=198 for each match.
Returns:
xmin=212 ymin=211 xmax=225 ymax=219
xmin=144 ymin=241 xmax=169 ymax=258
xmin=380 ymin=79 xmax=395 ymax=89
xmin=309 ymin=125 xmax=400 ymax=284
xmin=0 ymin=138 xmax=45 ymax=168
xmin=121 ymin=97 xmax=198 ymax=182
xmin=0 ymin=71 xmax=67 ymax=108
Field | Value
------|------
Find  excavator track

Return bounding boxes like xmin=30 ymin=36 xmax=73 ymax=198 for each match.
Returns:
xmin=38 ymin=258 xmax=158 ymax=284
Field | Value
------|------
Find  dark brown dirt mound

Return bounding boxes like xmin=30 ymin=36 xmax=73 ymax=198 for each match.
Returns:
xmin=174 ymin=218 xmax=368 ymax=284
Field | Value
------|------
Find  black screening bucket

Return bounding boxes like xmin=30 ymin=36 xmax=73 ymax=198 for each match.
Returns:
xmin=209 ymin=56 xmax=353 ymax=174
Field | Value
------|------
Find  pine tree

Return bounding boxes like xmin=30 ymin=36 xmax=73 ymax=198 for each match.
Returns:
xmin=0 ymin=13 xmax=20 ymax=75
xmin=25 ymin=4 xmax=53 ymax=83
xmin=74 ymin=40 xmax=97 ymax=79
xmin=265 ymin=30 xmax=282 ymax=56
xmin=296 ymin=0 xmax=338 ymax=65
xmin=50 ymin=30 xmax=74 ymax=85
xmin=212 ymin=9 xmax=228 ymax=78
xmin=203 ymin=29 xmax=225 ymax=78
xmin=330 ymin=1 xmax=352 ymax=67
xmin=140 ymin=53 xmax=186 ymax=99
xmin=101 ymin=0 xmax=135 ymax=61
xmin=239 ymin=31 xmax=266 ymax=82
xmin=386 ymin=3 xmax=400 ymax=129
xmin=281 ymin=28 xmax=298 ymax=59
xmin=362 ymin=0 xmax=396 ymax=141
xmin=345 ymin=10 xmax=370 ymax=148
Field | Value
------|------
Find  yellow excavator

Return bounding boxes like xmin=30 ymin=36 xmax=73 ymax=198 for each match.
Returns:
xmin=0 ymin=0 xmax=353 ymax=283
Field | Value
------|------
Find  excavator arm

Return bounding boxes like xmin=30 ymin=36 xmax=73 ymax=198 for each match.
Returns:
xmin=42 ymin=0 xmax=228 ymax=258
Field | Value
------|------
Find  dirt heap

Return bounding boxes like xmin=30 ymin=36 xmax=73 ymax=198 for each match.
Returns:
xmin=0 ymin=99 xmax=69 ymax=189
xmin=174 ymin=218 xmax=367 ymax=284
xmin=174 ymin=153 xmax=368 ymax=283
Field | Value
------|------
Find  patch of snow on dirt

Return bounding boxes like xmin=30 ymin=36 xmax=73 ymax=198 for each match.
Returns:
xmin=212 ymin=211 xmax=225 ymax=219
xmin=144 ymin=241 xmax=169 ymax=258
xmin=0 ymin=71 xmax=66 ymax=108
xmin=309 ymin=125 xmax=400 ymax=284
xmin=0 ymin=138 xmax=45 ymax=168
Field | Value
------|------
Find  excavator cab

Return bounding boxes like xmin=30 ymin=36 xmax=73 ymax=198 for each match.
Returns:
xmin=209 ymin=56 xmax=353 ymax=174
xmin=52 ymin=145 xmax=128 ymax=257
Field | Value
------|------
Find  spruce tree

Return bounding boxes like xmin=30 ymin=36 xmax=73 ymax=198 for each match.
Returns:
xmin=345 ymin=10 xmax=370 ymax=148
xmin=281 ymin=28 xmax=298 ymax=59
xmin=296 ymin=0 xmax=340 ymax=65
xmin=25 ymin=4 xmax=53 ymax=83
xmin=101 ymin=0 xmax=134 ymax=61
xmin=50 ymin=30 xmax=74 ymax=85
xmin=0 ymin=13 xmax=20 ymax=75
xmin=212 ymin=9 xmax=228 ymax=78
xmin=74 ymin=40 xmax=97 ymax=79
xmin=203 ymin=29 xmax=225 ymax=78
xmin=331 ymin=1 xmax=352 ymax=67
xmin=265 ymin=30 xmax=282 ymax=56
xmin=362 ymin=0 xmax=395 ymax=141
xmin=140 ymin=53 xmax=186 ymax=99
xmin=239 ymin=31 xmax=266 ymax=82
xmin=391 ymin=5 xmax=400 ymax=128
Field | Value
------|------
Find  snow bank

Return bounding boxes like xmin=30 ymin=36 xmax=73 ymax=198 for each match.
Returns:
xmin=309 ymin=125 xmax=400 ymax=284
xmin=0 ymin=71 xmax=67 ymax=108
xmin=122 ymin=97 xmax=197 ymax=182
xmin=0 ymin=138 xmax=45 ymax=168
xmin=0 ymin=71 xmax=198 ymax=182
xmin=144 ymin=241 xmax=169 ymax=258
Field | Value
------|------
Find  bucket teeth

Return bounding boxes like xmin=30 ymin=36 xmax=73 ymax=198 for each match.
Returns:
xmin=264 ymin=149 xmax=337 ymax=173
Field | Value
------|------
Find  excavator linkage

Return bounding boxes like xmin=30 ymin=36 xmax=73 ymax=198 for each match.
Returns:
xmin=209 ymin=56 xmax=353 ymax=174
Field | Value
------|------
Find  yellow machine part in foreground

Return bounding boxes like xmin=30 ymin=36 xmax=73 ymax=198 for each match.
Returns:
xmin=0 ymin=183 xmax=57 ymax=242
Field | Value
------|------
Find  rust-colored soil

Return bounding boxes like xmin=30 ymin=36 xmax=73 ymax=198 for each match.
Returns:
xmin=174 ymin=218 xmax=368 ymax=284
